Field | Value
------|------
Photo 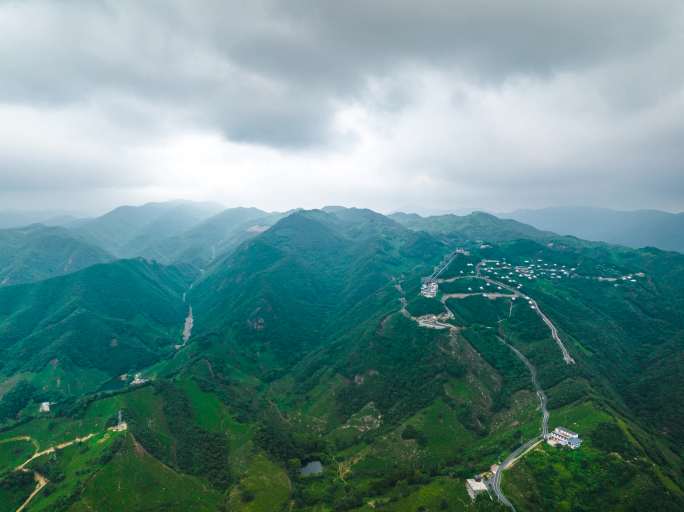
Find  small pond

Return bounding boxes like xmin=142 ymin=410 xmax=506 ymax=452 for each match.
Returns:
xmin=300 ymin=460 xmax=324 ymax=476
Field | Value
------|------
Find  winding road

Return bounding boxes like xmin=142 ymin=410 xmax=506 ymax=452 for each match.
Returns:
xmin=488 ymin=336 xmax=549 ymax=510
xmin=438 ymin=260 xmax=576 ymax=365
xmin=489 ymin=437 xmax=543 ymax=511
xmin=412 ymin=253 xmax=571 ymax=509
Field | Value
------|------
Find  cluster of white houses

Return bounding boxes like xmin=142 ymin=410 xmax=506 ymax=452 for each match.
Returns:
xmin=420 ymin=279 xmax=438 ymax=298
xmin=546 ymin=426 xmax=582 ymax=449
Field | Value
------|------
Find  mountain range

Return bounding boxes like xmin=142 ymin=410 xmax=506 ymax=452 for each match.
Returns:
xmin=0 ymin=224 xmax=112 ymax=287
xmin=502 ymin=206 xmax=684 ymax=253
xmin=0 ymin=201 xmax=683 ymax=512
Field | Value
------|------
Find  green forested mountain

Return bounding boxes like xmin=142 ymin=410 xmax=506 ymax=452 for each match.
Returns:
xmin=75 ymin=200 xmax=223 ymax=257
xmin=140 ymin=207 xmax=283 ymax=267
xmin=192 ymin=208 xmax=445 ymax=369
xmin=0 ymin=259 xmax=189 ymax=401
xmin=1 ymin=207 xmax=683 ymax=512
xmin=0 ymin=224 xmax=112 ymax=287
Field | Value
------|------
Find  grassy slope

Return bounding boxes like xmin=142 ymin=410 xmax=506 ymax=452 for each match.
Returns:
xmin=69 ymin=435 xmax=223 ymax=512
xmin=0 ymin=439 xmax=34 ymax=475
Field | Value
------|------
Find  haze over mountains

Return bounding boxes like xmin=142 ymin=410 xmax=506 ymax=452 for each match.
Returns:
xmin=503 ymin=207 xmax=684 ymax=253
xmin=0 ymin=224 xmax=112 ymax=287
xmin=0 ymin=199 xmax=683 ymax=511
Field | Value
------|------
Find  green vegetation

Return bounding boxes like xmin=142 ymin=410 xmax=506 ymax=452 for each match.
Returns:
xmin=157 ymin=381 xmax=231 ymax=487
xmin=439 ymin=278 xmax=486 ymax=294
xmin=0 ymin=381 xmax=37 ymax=423
xmin=0 ymin=471 xmax=35 ymax=512
xmin=0 ymin=206 xmax=683 ymax=511
xmin=70 ymin=435 xmax=223 ymax=512
xmin=389 ymin=211 xmax=552 ymax=243
xmin=0 ymin=224 xmax=112 ymax=287
xmin=143 ymin=207 xmax=283 ymax=267
xmin=0 ymin=259 xmax=189 ymax=403
xmin=406 ymin=295 xmax=445 ymax=317
xmin=0 ymin=438 xmax=34 ymax=476
xmin=228 ymin=454 xmax=291 ymax=512
xmin=504 ymin=442 xmax=682 ymax=511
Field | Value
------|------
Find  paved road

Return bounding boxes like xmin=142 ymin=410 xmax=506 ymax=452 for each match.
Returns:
xmin=410 ymin=254 xmax=573 ymax=509
xmin=489 ymin=437 xmax=543 ymax=511
xmin=488 ymin=336 xmax=549 ymax=510
xmin=473 ymin=262 xmax=575 ymax=365
xmin=527 ymin=298 xmax=575 ymax=364
xmin=499 ymin=337 xmax=549 ymax=438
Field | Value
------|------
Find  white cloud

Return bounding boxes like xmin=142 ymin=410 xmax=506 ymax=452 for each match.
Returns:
xmin=0 ymin=0 xmax=682 ymax=213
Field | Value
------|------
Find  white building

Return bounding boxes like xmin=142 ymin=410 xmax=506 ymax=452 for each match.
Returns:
xmin=39 ymin=402 xmax=51 ymax=413
xmin=547 ymin=426 xmax=582 ymax=449
xmin=131 ymin=373 xmax=148 ymax=386
xmin=420 ymin=280 xmax=438 ymax=298
xmin=466 ymin=478 xmax=489 ymax=500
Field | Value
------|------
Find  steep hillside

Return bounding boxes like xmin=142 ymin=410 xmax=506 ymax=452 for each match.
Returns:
xmin=191 ymin=208 xmax=445 ymax=368
xmin=0 ymin=224 xmax=112 ymax=287
xmin=0 ymin=259 xmax=190 ymax=406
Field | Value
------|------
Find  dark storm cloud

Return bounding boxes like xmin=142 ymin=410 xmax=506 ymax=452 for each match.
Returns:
xmin=0 ymin=0 xmax=682 ymax=211
xmin=1 ymin=0 xmax=681 ymax=147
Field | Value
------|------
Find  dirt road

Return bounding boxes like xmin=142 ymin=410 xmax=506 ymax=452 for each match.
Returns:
xmin=17 ymin=433 xmax=96 ymax=470
xmin=16 ymin=470 xmax=48 ymax=512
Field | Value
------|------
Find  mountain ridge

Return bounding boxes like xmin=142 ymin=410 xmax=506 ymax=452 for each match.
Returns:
xmin=0 ymin=204 xmax=683 ymax=511
xmin=0 ymin=224 xmax=113 ymax=287
xmin=501 ymin=206 xmax=684 ymax=252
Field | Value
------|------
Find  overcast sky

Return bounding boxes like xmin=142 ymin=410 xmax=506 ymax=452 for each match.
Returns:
xmin=1 ymin=0 xmax=683 ymax=215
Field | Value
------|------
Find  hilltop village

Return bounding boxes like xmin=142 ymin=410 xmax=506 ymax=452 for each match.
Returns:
xmin=421 ymin=250 xmax=647 ymax=300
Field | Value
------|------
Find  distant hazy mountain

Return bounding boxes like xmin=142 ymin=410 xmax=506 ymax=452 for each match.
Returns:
xmin=502 ymin=207 xmax=684 ymax=252
xmin=75 ymin=200 xmax=223 ymax=257
xmin=141 ymin=207 xmax=284 ymax=267
xmin=389 ymin=210 xmax=553 ymax=242
xmin=0 ymin=224 xmax=113 ymax=286
xmin=0 ymin=210 xmax=84 ymax=229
